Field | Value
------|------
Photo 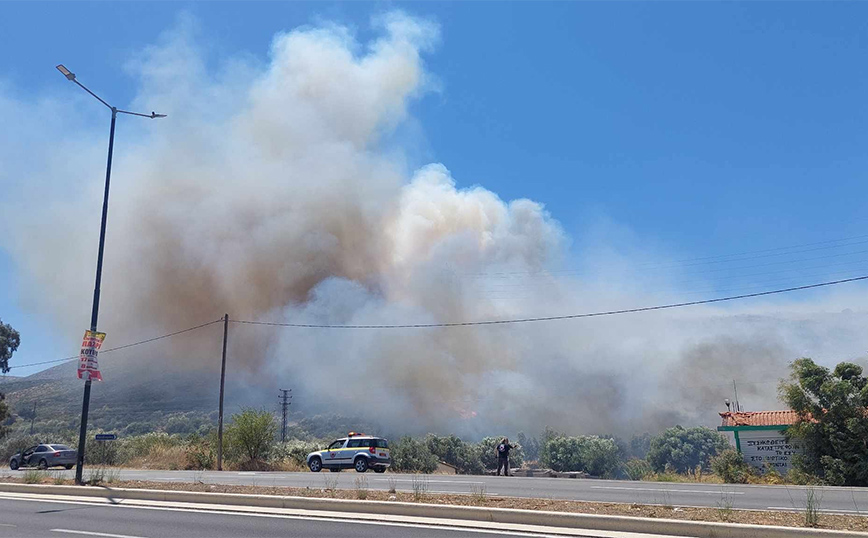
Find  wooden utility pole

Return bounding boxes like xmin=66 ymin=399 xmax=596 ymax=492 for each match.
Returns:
xmin=217 ymin=314 xmax=229 ymax=471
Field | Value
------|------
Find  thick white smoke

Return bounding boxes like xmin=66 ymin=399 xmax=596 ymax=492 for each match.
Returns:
xmin=2 ymin=12 xmax=868 ymax=437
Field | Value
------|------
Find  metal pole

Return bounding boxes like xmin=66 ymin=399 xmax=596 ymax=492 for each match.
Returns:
xmin=75 ymin=108 xmax=117 ymax=486
xmin=217 ymin=313 xmax=228 ymax=471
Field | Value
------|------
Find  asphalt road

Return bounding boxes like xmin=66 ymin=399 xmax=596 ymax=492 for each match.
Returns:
xmin=0 ymin=495 xmax=651 ymax=538
xmin=2 ymin=468 xmax=867 ymax=514
xmin=0 ymin=496 xmax=526 ymax=538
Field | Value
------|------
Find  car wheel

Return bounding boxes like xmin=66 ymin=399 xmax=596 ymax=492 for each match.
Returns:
xmin=308 ymin=457 xmax=322 ymax=472
xmin=374 ymin=467 xmax=386 ymax=473
xmin=38 ymin=459 xmax=48 ymax=470
xmin=329 ymin=467 xmax=341 ymax=472
xmin=9 ymin=460 xmax=18 ymax=471
xmin=354 ymin=457 xmax=368 ymax=473
xmin=65 ymin=465 xmax=74 ymax=470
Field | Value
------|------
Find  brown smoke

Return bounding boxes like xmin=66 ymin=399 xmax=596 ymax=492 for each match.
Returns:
xmin=3 ymin=13 xmax=868 ymax=437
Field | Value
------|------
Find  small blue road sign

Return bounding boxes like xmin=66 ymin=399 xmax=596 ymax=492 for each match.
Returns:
xmin=94 ymin=433 xmax=117 ymax=441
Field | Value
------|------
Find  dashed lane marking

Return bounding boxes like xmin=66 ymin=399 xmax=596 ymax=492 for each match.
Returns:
xmin=51 ymin=530 xmax=147 ymax=538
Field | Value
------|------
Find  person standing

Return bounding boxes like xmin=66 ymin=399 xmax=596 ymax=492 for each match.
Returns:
xmin=496 ymin=437 xmax=514 ymax=476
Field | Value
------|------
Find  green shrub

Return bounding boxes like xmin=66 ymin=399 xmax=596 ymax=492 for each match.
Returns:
xmin=271 ymin=439 xmax=323 ymax=467
xmin=86 ymin=438 xmax=119 ymax=466
xmin=623 ymin=458 xmax=652 ymax=480
xmin=426 ymin=434 xmax=484 ymax=474
xmin=391 ymin=436 xmax=438 ymax=473
xmin=478 ymin=437 xmax=524 ymax=471
xmin=646 ymin=426 xmax=729 ymax=474
xmin=540 ymin=435 xmax=620 ymax=476
xmin=0 ymin=434 xmax=40 ymax=461
xmin=224 ymin=408 xmax=276 ymax=466
xmin=711 ymin=449 xmax=752 ymax=483
xmin=183 ymin=433 xmax=215 ymax=470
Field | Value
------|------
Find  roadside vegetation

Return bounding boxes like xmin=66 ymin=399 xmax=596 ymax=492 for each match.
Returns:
xmin=3 ymin=354 xmax=868 ymax=489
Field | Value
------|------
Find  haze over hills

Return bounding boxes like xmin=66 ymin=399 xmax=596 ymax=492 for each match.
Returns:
xmin=2 ymin=12 xmax=868 ymax=442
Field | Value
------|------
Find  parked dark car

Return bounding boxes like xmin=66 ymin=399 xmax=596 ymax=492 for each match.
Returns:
xmin=9 ymin=444 xmax=76 ymax=470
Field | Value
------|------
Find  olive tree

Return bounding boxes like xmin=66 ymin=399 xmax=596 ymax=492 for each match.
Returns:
xmin=646 ymin=426 xmax=729 ymax=474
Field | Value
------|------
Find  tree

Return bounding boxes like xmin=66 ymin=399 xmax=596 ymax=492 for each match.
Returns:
xmin=224 ymin=408 xmax=277 ymax=466
xmin=0 ymin=319 xmax=19 ymax=439
xmin=779 ymin=358 xmax=868 ymax=486
xmin=517 ymin=432 xmax=541 ymax=462
xmin=646 ymin=426 xmax=729 ymax=474
xmin=426 ymin=434 xmax=484 ymax=474
xmin=478 ymin=436 xmax=524 ymax=471
xmin=0 ymin=318 xmax=20 ymax=374
xmin=540 ymin=435 xmax=621 ymax=476
xmin=390 ymin=436 xmax=438 ymax=473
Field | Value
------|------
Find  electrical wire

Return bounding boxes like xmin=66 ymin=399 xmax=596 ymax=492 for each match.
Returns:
xmin=462 ymin=233 xmax=868 ymax=278
xmin=230 ymin=274 xmax=868 ymax=329
xmin=6 ymin=318 xmax=224 ymax=371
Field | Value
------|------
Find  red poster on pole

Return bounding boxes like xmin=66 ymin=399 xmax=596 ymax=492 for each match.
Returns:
xmin=78 ymin=330 xmax=105 ymax=381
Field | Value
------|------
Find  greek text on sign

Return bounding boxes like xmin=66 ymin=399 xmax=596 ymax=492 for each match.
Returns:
xmin=78 ymin=330 xmax=106 ymax=382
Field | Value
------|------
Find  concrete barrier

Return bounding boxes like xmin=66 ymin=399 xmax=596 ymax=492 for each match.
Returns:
xmin=0 ymin=482 xmax=865 ymax=538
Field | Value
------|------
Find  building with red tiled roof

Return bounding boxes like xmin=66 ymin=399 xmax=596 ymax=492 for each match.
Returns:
xmin=718 ymin=410 xmax=804 ymax=428
xmin=717 ymin=409 xmax=806 ymax=474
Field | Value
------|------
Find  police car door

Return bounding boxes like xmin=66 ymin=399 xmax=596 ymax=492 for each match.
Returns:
xmin=326 ymin=439 xmax=345 ymax=466
xmin=344 ymin=438 xmax=363 ymax=465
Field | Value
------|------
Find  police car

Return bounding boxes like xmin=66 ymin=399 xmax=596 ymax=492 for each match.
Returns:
xmin=307 ymin=433 xmax=390 ymax=473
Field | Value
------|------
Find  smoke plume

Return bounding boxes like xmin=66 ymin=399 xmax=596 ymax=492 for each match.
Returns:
xmin=3 ymin=12 xmax=868 ymax=438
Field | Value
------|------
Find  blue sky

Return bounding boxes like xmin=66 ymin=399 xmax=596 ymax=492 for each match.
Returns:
xmin=2 ymin=1 xmax=868 ymax=377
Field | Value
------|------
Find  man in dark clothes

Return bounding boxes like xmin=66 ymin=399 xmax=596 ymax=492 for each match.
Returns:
xmin=496 ymin=437 xmax=514 ymax=476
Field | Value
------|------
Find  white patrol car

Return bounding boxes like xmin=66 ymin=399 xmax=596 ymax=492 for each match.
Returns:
xmin=307 ymin=432 xmax=391 ymax=473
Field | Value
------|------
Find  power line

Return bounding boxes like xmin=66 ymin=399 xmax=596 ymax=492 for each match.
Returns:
xmin=462 ymin=234 xmax=868 ymax=278
xmin=230 ymin=274 xmax=868 ymax=329
xmin=7 ymin=318 xmax=223 ymax=371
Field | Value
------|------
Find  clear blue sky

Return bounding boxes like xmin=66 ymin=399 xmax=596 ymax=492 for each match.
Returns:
xmin=2 ymin=1 xmax=868 ymax=376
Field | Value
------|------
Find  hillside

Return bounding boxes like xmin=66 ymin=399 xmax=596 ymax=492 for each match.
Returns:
xmin=0 ymin=362 xmax=378 ymax=441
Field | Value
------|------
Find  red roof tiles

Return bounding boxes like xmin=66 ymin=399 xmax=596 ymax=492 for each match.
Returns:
xmin=719 ymin=410 xmax=805 ymax=427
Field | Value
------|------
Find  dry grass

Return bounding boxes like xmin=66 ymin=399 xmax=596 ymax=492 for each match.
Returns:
xmin=3 ymin=476 xmax=866 ymax=532
xmin=126 ymin=445 xmax=187 ymax=470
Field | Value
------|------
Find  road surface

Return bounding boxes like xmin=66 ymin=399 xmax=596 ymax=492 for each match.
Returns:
xmin=2 ymin=468 xmax=866 ymax=514
xmin=0 ymin=494 xmax=667 ymax=538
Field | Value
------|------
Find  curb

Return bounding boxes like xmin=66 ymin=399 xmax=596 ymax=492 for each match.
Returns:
xmin=0 ymin=482 xmax=865 ymax=538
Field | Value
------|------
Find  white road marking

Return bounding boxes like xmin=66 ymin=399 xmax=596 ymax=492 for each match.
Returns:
xmin=0 ymin=523 xmax=17 ymax=527
xmin=590 ymin=486 xmax=744 ymax=495
xmin=51 ymin=530 xmax=147 ymax=538
xmin=767 ymin=506 xmax=865 ymax=515
xmin=2 ymin=493 xmax=674 ymax=537
xmin=375 ymin=479 xmax=485 ymax=484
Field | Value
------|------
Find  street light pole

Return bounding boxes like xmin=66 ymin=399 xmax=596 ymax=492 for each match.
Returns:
xmin=56 ymin=65 xmax=165 ymax=485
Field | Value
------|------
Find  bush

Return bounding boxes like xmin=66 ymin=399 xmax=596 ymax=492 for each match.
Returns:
xmin=0 ymin=434 xmax=40 ymax=461
xmin=391 ymin=436 xmax=438 ymax=473
xmin=224 ymin=408 xmax=277 ymax=466
xmin=87 ymin=438 xmax=119 ymax=466
xmin=271 ymin=439 xmax=323 ymax=468
xmin=711 ymin=449 xmax=752 ymax=483
xmin=183 ymin=433 xmax=215 ymax=470
xmin=623 ymin=458 xmax=652 ymax=480
xmin=581 ymin=436 xmax=621 ymax=477
xmin=426 ymin=434 xmax=484 ymax=474
xmin=646 ymin=426 xmax=729 ymax=474
xmin=540 ymin=435 xmax=620 ymax=476
xmin=478 ymin=437 xmax=524 ymax=471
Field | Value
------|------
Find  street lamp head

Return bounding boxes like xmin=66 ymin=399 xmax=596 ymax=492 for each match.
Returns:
xmin=150 ymin=112 xmax=167 ymax=119
xmin=56 ymin=64 xmax=76 ymax=81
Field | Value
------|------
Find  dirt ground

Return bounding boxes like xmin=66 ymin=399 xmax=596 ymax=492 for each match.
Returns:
xmin=2 ymin=474 xmax=866 ymax=532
